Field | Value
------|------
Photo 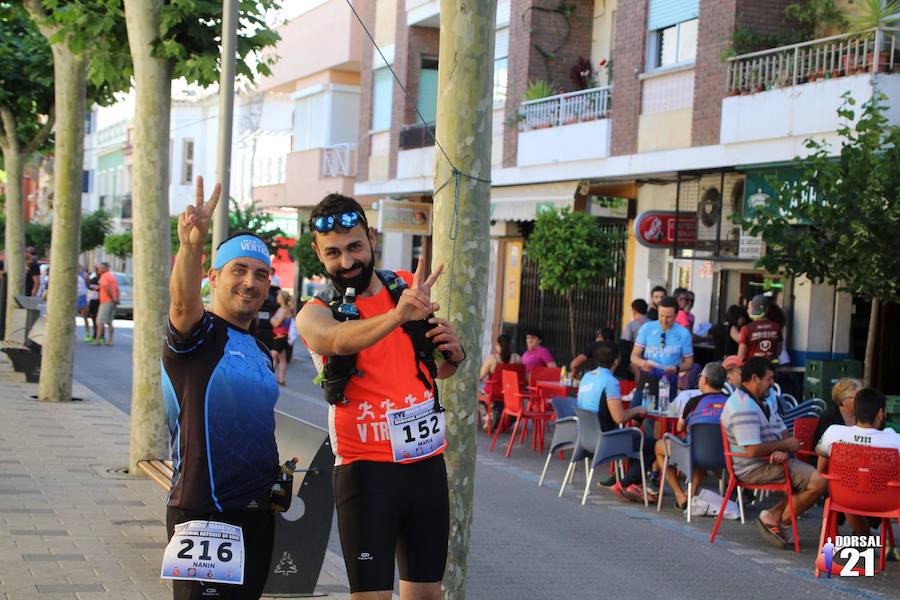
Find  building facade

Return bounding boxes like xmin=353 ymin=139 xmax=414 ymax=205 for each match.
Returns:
xmin=350 ymin=0 xmax=900 ymax=389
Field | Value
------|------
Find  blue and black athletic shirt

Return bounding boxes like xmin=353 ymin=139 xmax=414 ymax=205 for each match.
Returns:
xmin=161 ymin=311 xmax=279 ymax=513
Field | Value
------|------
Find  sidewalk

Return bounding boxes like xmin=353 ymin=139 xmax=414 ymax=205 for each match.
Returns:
xmin=0 ymin=361 xmax=354 ymax=599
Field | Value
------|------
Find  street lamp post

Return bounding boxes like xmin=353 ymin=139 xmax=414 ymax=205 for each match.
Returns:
xmin=211 ymin=0 xmax=239 ymax=266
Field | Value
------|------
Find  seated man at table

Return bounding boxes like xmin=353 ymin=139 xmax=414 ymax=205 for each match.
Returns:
xmin=816 ymin=387 xmax=900 ymax=536
xmin=721 ymin=357 xmax=827 ymax=548
xmin=630 ymin=296 xmax=694 ymax=407
xmin=654 ymin=362 xmax=728 ymax=510
xmin=577 ymin=341 xmax=655 ymax=503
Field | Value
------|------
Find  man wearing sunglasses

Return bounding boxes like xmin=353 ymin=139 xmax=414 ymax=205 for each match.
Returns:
xmin=297 ymin=193 xmax=465 ymax=600
xmin=630 ymin=296 xmax=694 ymax=407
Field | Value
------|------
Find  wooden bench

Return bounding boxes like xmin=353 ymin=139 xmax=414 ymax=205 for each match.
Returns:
xmin=137 ymin=459 xmax=174 ymax=491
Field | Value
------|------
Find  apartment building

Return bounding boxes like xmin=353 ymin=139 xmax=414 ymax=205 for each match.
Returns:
xmin=349 ymin=0 xmax=900 ymax=389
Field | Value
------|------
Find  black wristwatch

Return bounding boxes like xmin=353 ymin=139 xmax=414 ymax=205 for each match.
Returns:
xmin=445 ymin=346 xmax=466 ymax=367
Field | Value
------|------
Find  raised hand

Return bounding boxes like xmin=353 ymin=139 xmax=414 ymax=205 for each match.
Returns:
xmin=178 ymin=176 xmax=221 ymax=249
xmin=393 ymin=254 xmax=444 ymax=324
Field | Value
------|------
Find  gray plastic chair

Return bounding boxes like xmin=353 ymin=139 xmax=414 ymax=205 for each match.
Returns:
xmin=657 ymin=423 xmax=726 ymax=521
xmin=562 ymin=408 xmax=646 ymax=506
xmin=538 ymin=397 xmax=578 ymax=488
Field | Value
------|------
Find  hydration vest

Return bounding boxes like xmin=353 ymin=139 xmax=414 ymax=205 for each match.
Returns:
xmin=314 ymin=270 xmax=444 ymax=412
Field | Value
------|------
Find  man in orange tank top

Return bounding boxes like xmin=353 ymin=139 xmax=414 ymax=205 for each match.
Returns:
xmin=297 ymin=194 xmax=465 ymax=600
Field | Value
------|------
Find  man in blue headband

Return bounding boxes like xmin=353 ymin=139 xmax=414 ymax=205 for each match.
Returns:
xmin=161 ymin=177 xmax=280 ymax=600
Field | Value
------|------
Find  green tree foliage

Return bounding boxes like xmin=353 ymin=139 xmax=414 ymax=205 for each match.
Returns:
xmin=740 ymin=93 xmax=900 ymax=383
xmin=80 ymin=208 xmax=111 ymax=252
xmin=103 ymin=231 xmax=133 ymax=259
xmin=25 ymin=221 xmax=52 ymax=256
xmin=292 ymin=232 xmax=325 ymax=281
xmin=527 ymin=207 xmax=623 ymax=356
xmin=157 ymin=0 xmax=280 ymax=85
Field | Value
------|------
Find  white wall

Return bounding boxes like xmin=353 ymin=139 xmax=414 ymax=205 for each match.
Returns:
xmin=517 ymin=119 xmax=611 ymax=166
xmin=720 ymin=73 xmax=883 ymax=145
xmin=396 ymin=147 xmax=435 ymax=180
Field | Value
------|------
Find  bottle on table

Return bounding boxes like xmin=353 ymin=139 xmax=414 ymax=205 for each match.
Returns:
xmin=659 ymin=377 xmax=670 ymax=413
xmin=642 ymin=381 xmax=656 ymax=412
xmin=560 ymin=366 xmax=568 ymax=385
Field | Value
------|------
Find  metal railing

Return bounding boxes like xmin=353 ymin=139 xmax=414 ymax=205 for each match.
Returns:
xmin=321 ymin=143 xmax=356 ymax=177
xmin=398 ymin=122 xmax=436 ymax=150
xmin=519 ymin=85 xmax=612 ymax=131
xmin=727 ymin=27 xmax=900 ymax=95
xmin=254 ymin=155 xmax=286 ymax=186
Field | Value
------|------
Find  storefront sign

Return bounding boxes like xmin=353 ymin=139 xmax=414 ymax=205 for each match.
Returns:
xmin=377 ymin=200 xmax=432 ymax=235
xmin=502 ymin=240 xmax=523 ymax=324
xmin=739 ymin=230 xmax=763 ymax=260
xmin=589 ymin=196 xmax=630 ymax=219
xmin=743 ymin=167 xmax=821 ymax=221
xmin=633 ymin=211 xmax=697 ymax=249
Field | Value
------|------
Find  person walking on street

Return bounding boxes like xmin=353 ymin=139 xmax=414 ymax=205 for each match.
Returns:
xmin=297 ymin=193 xmax=465 ymax=600
xmin=87 ymin=265 xmax=101 ymax=342
xmin=94 ymin=262 xmax=119 ymax=346
xmin=270 ymin=290 xmax=294 ymax=386
xmin=76 ymin=267 xmax=90 ymax=338
xmin=630 ymin=296 xmax=694 ymax=407
xmin=162 ymin=177 xmax=281 ymax=600
xmin=25 ymin=246 xmax=40 ymax=297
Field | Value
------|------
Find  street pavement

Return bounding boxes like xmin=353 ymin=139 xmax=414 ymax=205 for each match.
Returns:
xmin=50 ymin=320 xmax=900 ymax=598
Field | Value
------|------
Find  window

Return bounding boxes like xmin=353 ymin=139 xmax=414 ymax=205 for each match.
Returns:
xmin=493 ymin=58 xmax=509 ymax=107
xmin=371 ymin=68 xmax=393 ymax=132
xmin=82 ymin=170 xmax=92 ymax=194
xmin=493 ymin=28 xmax=509 ymax=107
xmin=417 ymin=57 xmax=439 ymax=124
xmin=181 ymin=139 xmax=194 ymax=184
xmin=651 ymin=18 xmax=697 ymax=69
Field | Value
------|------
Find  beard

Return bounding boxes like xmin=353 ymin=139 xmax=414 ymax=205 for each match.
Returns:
xmin=328 ymin=254 xmax=376 ymax=295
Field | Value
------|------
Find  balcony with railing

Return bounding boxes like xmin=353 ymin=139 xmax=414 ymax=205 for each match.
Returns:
xmin=721 ymin=27 xmax=900 ymax=146
xmin=399 ymin=122 xmax=436 ymax=150
xmin=322 ymin=143 xmax=357 ymax=177
xmin=516 ymin=85 xmax=613 ymax=167
xmin=726 ymin=27 xmax=899 ymax=95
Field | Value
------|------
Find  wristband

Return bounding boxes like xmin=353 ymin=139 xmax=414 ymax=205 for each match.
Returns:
xmin=445 ymin=346 xmax=466 ymax=367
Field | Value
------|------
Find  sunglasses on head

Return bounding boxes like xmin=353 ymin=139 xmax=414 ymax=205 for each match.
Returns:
xmin=309 ymin=211 xmax=366 ymax=233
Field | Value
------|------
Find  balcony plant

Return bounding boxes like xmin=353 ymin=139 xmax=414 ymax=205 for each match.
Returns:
xmin=523 ymin=80 xmax=558 ymax=129
xmin=848 ymin=0 xmax=899 ymax=72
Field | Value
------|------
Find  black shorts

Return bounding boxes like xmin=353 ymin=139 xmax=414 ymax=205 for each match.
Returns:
xmin=166 ymin=506 xmax=275 ymax=600
xmin=333 ymin=454 xmax=449 ymax=593
xmin=88 ymin=298 xmax=100 ymax=317
xmin=270 ymin=336 xmax=289 ymax=353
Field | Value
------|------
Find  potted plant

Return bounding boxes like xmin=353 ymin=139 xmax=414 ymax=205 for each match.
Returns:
xmin=848 ymin=0 xmax=899 ymax=72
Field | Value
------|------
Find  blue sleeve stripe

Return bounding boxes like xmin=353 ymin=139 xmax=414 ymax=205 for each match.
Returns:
xmin=166 ymin=339 xmax=205 ymax=354
xmin=204 ymin=362 xmax=224 ymax=513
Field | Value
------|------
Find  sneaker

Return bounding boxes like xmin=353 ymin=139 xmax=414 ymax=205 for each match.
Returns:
xmin=625 ymin=483 xmax=657 ymax=503
xmin=597 ymin=475 xmax=617 ymax=487
xmin=92 ymin=338 xmax=105 ymax=346
xmin=84 ymin=335 xmax=94 ymax=342
xmin=610 ymin=481 xmax=633 ymax=502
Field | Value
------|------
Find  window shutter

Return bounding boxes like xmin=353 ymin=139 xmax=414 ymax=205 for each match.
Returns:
xmin=647 ymin=0 xmax=698 ymax=31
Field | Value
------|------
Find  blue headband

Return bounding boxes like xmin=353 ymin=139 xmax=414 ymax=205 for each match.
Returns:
xmin=213 ymin=235 xmax=271 ymax=270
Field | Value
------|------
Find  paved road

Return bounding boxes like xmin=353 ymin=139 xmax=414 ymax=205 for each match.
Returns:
xmin=73 ymin=322 xmax=894 ymax=599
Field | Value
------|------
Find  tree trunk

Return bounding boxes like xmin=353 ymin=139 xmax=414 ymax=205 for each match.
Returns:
xmin=0 ymin=143 xmax=26 ymax=339
xmin=124 ymin=0 xmax=174 ymax=472
xmin=863 ymin=297 xmax=879 ymax=387
xmin=37 ymin=47 xmax=87 ymax=402
xmin=432 ymin=2 xmax=496 ymax=598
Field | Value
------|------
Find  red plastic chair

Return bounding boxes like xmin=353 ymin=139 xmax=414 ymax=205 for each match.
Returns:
xmin=793 ymin=416 xmax=819 ymax=463
xmin=709 ymin=423 xmax=801 ymax=552
xmin=529 ymin=366 xmax=562 ymax=389
xmin=479 ymin=363 xmax=525 ymax=433
xmin=619 ymin=379 xmax=636 ymax=397
xmin=815 ymin=443 xmax=900 ymax=577
xmin=489 ymin=369 xmax=553 ymax=458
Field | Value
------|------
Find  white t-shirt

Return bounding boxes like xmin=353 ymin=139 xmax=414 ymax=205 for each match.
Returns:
xmin=816 ymin=424 xmax=900 ymax=456
xmin=672 ymin=389 xmax=702 ymax=417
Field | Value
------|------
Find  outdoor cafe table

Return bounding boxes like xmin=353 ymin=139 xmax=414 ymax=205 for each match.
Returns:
xmin=642 ymin=410 xmax=680 ymax=436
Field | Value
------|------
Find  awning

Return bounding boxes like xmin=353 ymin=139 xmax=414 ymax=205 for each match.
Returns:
xmin=490 ymin=180 xmax=582 ymax=222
